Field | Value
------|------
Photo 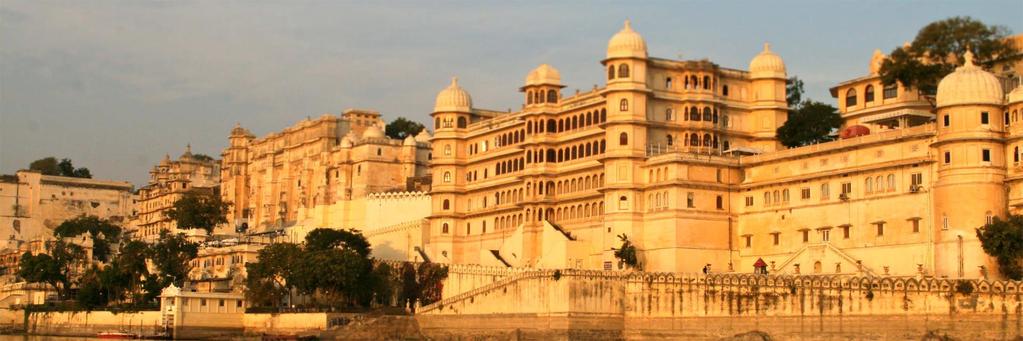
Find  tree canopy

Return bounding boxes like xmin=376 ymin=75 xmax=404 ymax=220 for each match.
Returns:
xmin=385 ymin=117 xmax=425 ymax=140
xmin=976 ymin=215 xmax=1023 ymax=280
xmin=786 ymin=76 xmax=804 ymax=108
xmin=776 ymin=101 xmax=843 ymax=148
xmin=28 ymin=157 xmax=92 ymax=178
xmin=149 ymin=230 xmax=200 ymax=287
xmin=879 ymin=16 xmax=1020 ymax=95
xmin=53 ymin=215 xmax=122 ymax=262
xmin=164 ymin=189 xmax=230 ymax=234
xmin=18 ymin=240 xmax=84 ymax=300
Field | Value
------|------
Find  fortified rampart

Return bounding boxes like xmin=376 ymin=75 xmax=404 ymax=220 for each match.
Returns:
xmin=416 ymin=269 xmax=1023 ymax=339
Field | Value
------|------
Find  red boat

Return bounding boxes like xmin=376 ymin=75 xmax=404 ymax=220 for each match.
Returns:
xmin=97 ymin=331 xmax=137 ymax=339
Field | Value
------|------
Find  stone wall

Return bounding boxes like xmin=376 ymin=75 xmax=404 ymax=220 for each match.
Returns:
xmin=24 ymin=310 xmax=164 ymax=337
xmin=243 ymin=312 xmax=328 ymax=335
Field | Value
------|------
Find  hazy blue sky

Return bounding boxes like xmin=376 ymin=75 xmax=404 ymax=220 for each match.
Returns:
xmin=2 ymin=1 xmax=1021 ymax=186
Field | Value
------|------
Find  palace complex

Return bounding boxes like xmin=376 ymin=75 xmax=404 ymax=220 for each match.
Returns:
xmin=421 ymin=21 xmax=1023 ymax=279
xmin=129 ymin=145 xmax=220 ymax=242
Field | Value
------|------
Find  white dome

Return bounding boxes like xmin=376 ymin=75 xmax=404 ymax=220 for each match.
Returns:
xmin=362 ymin=124 xmax=386 ymax=139
xmin=434 ymin=77 xmax=473 ymax=113
xmin=525 ymin=64 xmax=562 ymax=86
xmin=936 ymin=51 xmax=1004 ymax=108
xmin=1009 ymin=83 xmax=1023 ymax=104
xmin=869 ymin=49 xmax=885 ymax=75
xmin=749 ymin=43 xmax=786 ymax=79
xmin=415 ymin=129 xmax=431 ymax=143
xmin=606 ymin=20 xmax=647 ymax=59
xmin=403 ymin=135 xmax=417 ymax=146
xmin=339 ymin=135 xmax=353 ymax=148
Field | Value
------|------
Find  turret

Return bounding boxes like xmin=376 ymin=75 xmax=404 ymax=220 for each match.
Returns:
xmin=748 ymin=43 xmax=788 ymax=151
xmin=521 ymin=64 xmax=565 ymax=108
xmin=428 ymin=77 xmax=473 ymax=263
xmin=931 ymin=50 xmax=1006 ymax=278
xmin=600 ymin=20 xmax=650 ymax=266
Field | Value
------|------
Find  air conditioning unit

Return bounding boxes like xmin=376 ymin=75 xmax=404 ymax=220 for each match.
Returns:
xmin=839 ymin=193 xmax=850 ymax=201
xmin=909 ymin=185 xmax=921 ymax=193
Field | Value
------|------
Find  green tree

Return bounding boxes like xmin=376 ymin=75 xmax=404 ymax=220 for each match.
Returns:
xmin=613 ymin=234 xmax=639 ymax=269
xmin=18 ymin=240 xmax=85 ymax=300
xmin=304 ymin=228 xmax=371 ymax=256
xmin=115 ymin=240 xmax=153 ymax=303
xmin=245 ymin=243 xmax=302 ymax=308
xmin=28 ymin=157 xmax=59 ymax=175
xmin=416 ymin=262 xmax=448 ymax=306
xmin=879 ymin=16 xmax=1021 ymax=95
xmin=191 ymin=154 xmax=215 ymax=162
xmin=398 ymin=262 xmax=418 ymax=313
xmin=385 ymin=117 xmax=426 ymax=140
xmin=164 ymin=190 xmax=230 ymax=234
xmin=786 ymin=76 xmax=804 ymax=108
xmin=53 ymin=215 xmax=122 ymax=262
xmin=149 ymin=231 xmax=199 ymax=287
xmin=776 ymin=101 xmax=843 ymax=148
xmin=976 ymin=215 xmax=1023 ymax=280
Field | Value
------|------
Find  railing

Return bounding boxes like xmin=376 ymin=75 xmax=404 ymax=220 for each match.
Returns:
xmin=740 ymin=125 xmax=936 ymax=164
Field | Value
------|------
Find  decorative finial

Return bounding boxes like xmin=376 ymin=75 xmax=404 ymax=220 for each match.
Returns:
xmin=185 ymin=143 xmax=191 ymax=153
xmin=624 ymin=20 xmax=631 ymax=30
xmin=963 ymin=50 xmax=975 ymax=66
xmin=451 ymin=77 xmax=458 ymax=86
xmin=763 ymin=43 xmax=771 ymax=52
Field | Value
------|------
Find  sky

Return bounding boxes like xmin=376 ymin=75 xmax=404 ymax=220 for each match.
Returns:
xmin=1 ymin=1 xmax=1021 ymax=186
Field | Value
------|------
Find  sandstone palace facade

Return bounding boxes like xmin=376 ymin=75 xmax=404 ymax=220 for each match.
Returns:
xmin=423 ymin=21 xmax=1023 ymax=279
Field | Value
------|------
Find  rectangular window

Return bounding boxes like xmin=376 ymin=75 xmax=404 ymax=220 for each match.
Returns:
xmin=821 ymin=229 xmax=830 ymax=242
xmin=716 ymin=195 xmax=723 ymax=210
xmin=801 ymin=230 xmax=809 ymax=243
xmin=876 ymin=223 xmax=885 ymax=236
xmin=800 ymin=188 xmax=811 ymax=200
xmin=883 ymin=84 xmax=897 ymax=99
xmin=912 ymin=219 xmax=920 ymax=233
xmin=745 ymin=196 xmax=754 ymax=207
xmin=821 ymin=183 xmax=830 ymax=200
xmin=841 ymin=182 xmax=852 ymax=195
xmin=982 ymin=149 xmax=991 ymax=162
xmin=772 ymin=233 xmax=779 ymax=245
xmin=219 ymin=299 xmax=225 ymax=307
xmin=944 ymin=152 xmax=951 ymax=164
xmin=943 ymin=115 xmax=950 ymax=127
xmin=911 ymin=173 xmax=923 ymax=186
xmin=842 ymin=226 xmax=850 ymax=239
xmin=687 ymin=192 xmax=695 ymax=208
xmin=744 ymin=235 xmax=751 ymax=248
xmin=981 ymin=112 xmax=989 ymax=125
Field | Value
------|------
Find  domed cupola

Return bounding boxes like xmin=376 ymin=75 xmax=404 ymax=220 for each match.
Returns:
xmin=936 ymin=51 xmax=1003 ymax=108
xmin=606 ymin=20 xmax=647 ymax=59
xmin=434 ymin=77 xmax=473 ymax=113
xmin=749 ymin=43 xmax=786 ymax=79
xmin=403 ymin=135 xmax=417 ymax=146
xmin=869 ymin=49 xmax=885 ymax=75
xmin=415 ymin=129 xmax=432 ymax=143
xmin=525 ymin=64 xmax=562 ymax=86
xmin=362 ymin=124 xmax=386 ymax=140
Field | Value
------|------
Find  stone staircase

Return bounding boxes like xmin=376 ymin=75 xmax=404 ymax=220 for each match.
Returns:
xmin=417 ymin=270 xmax=545 ymax=314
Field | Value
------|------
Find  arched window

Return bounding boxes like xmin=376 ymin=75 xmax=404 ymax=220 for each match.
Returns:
xmin=547 ymin=89 xmax=558 ymax=103
xmin=875 ymin=176 xmax=884 ymax=192
xmin=687 ymin=192 xmax=695 ymax=208
xmin=703 ymin=107 xmax=712 ymax=121
xmin=457 ymin=117 xmax=467 ymax=128
xmin=619 ymin=99 xmax=629 ymax=111
xmin=723 ymin=140 xmax=730 ymax=151
xmin=442 ymin=223 xmax=449 ymax=234
xmin=619 ymin=132 xmax=629 ymax=146
xmin=845 ymin=88 xmax=857 ymax=107
xmin=722 ymin=85 xmax=729 ymax=96
xmin=618 ymin=64 xmax=630 ymax=78
xmin=764 ymin=192 xmax=771 ymax=205
xmin=887 ymin=174 xmax=895 ymax=191
xmin=703 ymin=76 xmax=710 ymax=89
xmin=600 ymin=109 xmax=607 ymax=122
xmin=782 ymin=189 xmax=789 ymax=202
xmin=665 ymin=77 xmax=673 ymax=89
xmin=442 ymin=199 xmax=450 ymax=210
xmin=690 ymin=134 xmax=699 ymax=146
xmin=864 ymin=85 xmax=875 ymax=102
xmin=444 ymin=144 xmax=451 ymax=156
xmin=526 ymin=91 xmax=533 ymax=104
xmin=608 ymin=65 xmax=616 ymax=80
xmin=618 ymin=195 xmax=628 ymax=210
xmin=443 ymin=172 xmax=451 ymax=183
xmin=666 ymin=135 xmax=673 ymax=146
xmin=1015 ymin=146 xmax=1020 ymax=163
xmin=865 ymin=177 xmax=873 ymax=193
xmin=703 ymin=134 xmax=712 ymax=146
xmin=665 ymin=108 xmax=673 ymax=121
xmin=690 ymin=106 xmax=700 ymax=121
